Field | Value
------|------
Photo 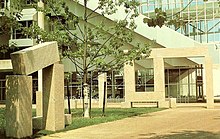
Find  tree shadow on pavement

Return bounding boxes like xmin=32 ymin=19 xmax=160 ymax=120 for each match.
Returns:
xmin=138 ymin=130 xmax=220 ymax=139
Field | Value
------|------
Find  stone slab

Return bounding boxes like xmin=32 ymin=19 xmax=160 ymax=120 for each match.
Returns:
xmin=65 ymin=114 xmax=72 ymax=125
xmin=43 ymin=63 xmax=65 ymax=131
xmin=5 ymin=75 xmax=32 ymax=138
xmin=10 ymin=41 xmax=60 ymax=75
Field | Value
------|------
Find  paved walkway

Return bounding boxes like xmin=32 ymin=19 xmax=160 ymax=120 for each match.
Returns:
xmin=39 ymin=107 xmax=220 ymax=139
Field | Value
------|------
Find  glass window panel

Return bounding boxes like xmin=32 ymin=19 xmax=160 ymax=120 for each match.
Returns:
xmin=190 ymin=1 xmax=196 ymax=7
xmin=208 ymin=34 xmax=214 ymax=42
xmin=183 ymin=0 xmax=189 ymax=7
xmin=197 ymin=0 xmax=204 ymax=5
xmin=135 ymin=69 xmax=154 ymax=92
xmin=162 ymin=4 xmax=169 ymax=10
xmin=149 ymin=0 xmax=154 ymax=5
xmin=148 ymin=5 xmax=155 ymax=11
xmin=141 ymin=5 xmax=148 ymax=13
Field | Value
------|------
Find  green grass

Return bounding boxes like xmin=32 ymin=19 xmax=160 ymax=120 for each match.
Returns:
xmin=66 ymin=108 xmax=164 ymax=130
xmin=0 ymin=107 xmax=165 ymax=137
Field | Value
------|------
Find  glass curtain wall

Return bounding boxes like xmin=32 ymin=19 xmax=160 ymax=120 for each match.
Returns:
xmin=165 ymin=65 xmax=204 ymax=103
xmin=64 ymin=71 xmax=125 ymax=100
xmin=139 ymin=0 xmax=220 ymax=43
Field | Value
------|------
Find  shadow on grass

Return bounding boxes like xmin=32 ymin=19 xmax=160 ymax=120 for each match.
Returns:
xmin=138 ymin=130 xmax=220 ymax=139
xmin=0 ymin=129 xmax=41 ymax=139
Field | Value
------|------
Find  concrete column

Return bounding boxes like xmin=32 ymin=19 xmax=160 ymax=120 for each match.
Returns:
xmin=37 ymin=0 xmax=45 ymax=116
xmin=37 ymin=0 xmax=44 ymax=30
xmin=153 ymin=57 xmax=167 ymax=108
xmin=153 ymin=57 xmax=165 ymax=99
xmin=204 ymin=57 xmax=214 ymax=109
xmin=43 ymin=63 xmax=65 ymax=131
xmin=123 ymin=61 xmax=136 ymax=102
xmin=5 ymin=75 xmax=32 ymax=138
xmin=36 ymin=91 xmax=43 ymax=116
xmin=37 ymin=0 xmax=44 ymax=89
xmin=111 ymin=70 xmax=116 ymax=98
xmin=98 ymin=72 xmax=107 ymax=108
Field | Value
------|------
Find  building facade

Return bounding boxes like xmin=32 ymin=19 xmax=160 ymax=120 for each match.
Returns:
xmin=0 ymin=0 xmax=219 ymax=107
xmin=136 ymin=0 xmax=220 ymax=103
xmin=140 ymin=0 xmax=220 ymax=43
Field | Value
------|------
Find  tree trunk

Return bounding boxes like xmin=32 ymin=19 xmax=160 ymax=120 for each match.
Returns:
xmin=82 ymin=0 xmax=91 ymax=118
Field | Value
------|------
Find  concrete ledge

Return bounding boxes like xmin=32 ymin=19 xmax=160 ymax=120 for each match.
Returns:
xmin=32 ymin=116 xmax=43 ymax=130
xmin=158 ymin=100 xmax=169 ymax=108
xmin=10 ymin=41 xmax=60 ymax=75
xmin=207 ymin=105 xmax=215 ymax=109
xmin=0 ymin=60 xmax=12 ymax=72
xmin=64 ymin=99 xmax=77 ymax=109
xmin=65 ymin=114 xmax=72 ymax=125
xmin=121 ymin=102 xmax=131 ymax=108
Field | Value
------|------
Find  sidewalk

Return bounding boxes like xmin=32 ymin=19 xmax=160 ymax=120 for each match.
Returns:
xmin=39 ymin=107 xmax=220 ymax=139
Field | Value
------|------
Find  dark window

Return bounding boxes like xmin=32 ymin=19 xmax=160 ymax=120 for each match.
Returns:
xmin=26 ymin=0 xmax=33 ymax=5
xmin=0 ymin=0 xmax=4 ymax=9
xmin=13 ymin=21 xmax=33 ymax=39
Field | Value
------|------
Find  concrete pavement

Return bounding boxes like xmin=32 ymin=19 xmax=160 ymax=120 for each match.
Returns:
xmin=38 ymin=107 xmax=220 ymax=139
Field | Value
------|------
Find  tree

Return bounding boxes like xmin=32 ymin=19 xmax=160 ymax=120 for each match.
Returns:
xmin=24 ymin=0 xmax=152 ymax=117
xmin=0 ymin=0 xmax=28 ymax=58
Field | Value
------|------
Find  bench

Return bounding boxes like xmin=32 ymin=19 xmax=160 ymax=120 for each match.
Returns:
xmin=130 ymin=101 xmax=159 ymax=108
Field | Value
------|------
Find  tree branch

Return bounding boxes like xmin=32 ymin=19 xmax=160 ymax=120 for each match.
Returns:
xmin=87 ymin=14 xmax=101 ymax=20
xmin=76 ymin=23 xmax=85 ymax=41
xmin=86 ymin=31 xmax=116 ymax=69
xmin=63 ymin=48 xmax=83 ymax=71
xmin=48 ymin=3 xmax=84 ymax=42
xmin=86 ymin=6 xmax=99 ymax=19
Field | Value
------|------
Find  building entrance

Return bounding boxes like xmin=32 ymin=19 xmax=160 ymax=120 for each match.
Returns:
xmin=165 ymin=65 xmax=204 ymax=103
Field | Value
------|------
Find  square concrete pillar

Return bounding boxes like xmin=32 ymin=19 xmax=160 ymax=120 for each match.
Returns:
xmin=158 ymin=100 xmax=169 ymax=108
xmin=169 ymin=98 xmax=177 ymax=108
xmin=43 ymin=63 xmax=65 ymax=131
xmin=204 ymin=57 xmax=214 ymax=109
xmin=123 ymin=61 xmax=136 ymax=102
xmin=36 ymin=91 xmax=43 ymax=116
xmin=153 ymin=57 xmax=165 ymax=100
xmin=5 ymin=75 xmax=32 ymax=138
xmin=98 ymin=73 xmax=107 ymax=108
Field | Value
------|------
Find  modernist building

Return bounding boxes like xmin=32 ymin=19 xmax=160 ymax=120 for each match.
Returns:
xmin=137 ymin=0 xmax=220 ymax=103
xmin=0 ymin=0 xmax=219 ymax=108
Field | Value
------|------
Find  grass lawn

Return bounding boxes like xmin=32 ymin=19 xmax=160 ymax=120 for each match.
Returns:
xmin=0 ymin=107 xmax=165 ymax=138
